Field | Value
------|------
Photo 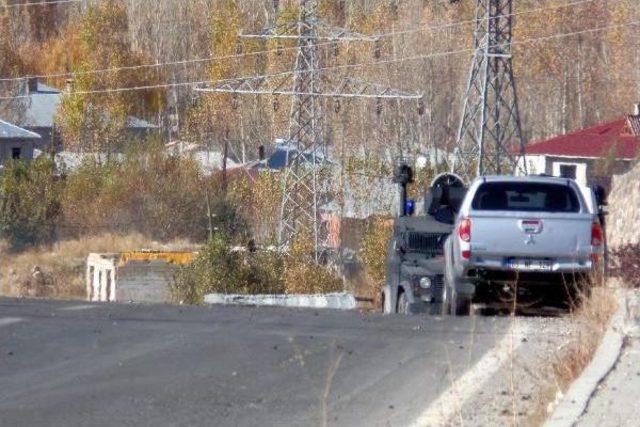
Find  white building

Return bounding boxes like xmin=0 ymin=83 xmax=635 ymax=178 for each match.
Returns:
xmin=517 ymin=113 xmax=640 ymax=188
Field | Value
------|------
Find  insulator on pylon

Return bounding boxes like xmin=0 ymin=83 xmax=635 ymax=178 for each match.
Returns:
xmin=273 ymin=97 xmax=280 ymax=112
xmin=332 ymin=41 xmax=340 ymax=58
xmin=235 ymin=41 xmax=244 ymax=55
xmin=376 ymin=98 xmax=383 ymax=116
xmin=232 ymin=93 xmax=239 ymax=110
xmin=374 ymin=39 xmax=381 ymax=59
xmin=417 ymin=98 xmax=425 ymax=116
xmin=334 ymin=98 xmax=341 ymax=113
xmin=276 ymin=41 xmax=283 ymax=56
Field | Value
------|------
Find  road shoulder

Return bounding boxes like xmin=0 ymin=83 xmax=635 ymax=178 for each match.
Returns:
xmin=573 ymin=290 xmax=640 ymax=427
xmin=545 ymin=289 xmax=638 ymax=427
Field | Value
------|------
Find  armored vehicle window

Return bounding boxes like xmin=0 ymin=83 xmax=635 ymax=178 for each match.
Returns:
xmin=471 ymin=182 xmax=580 ymax=213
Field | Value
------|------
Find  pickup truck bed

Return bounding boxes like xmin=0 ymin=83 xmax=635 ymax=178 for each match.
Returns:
xmin=444 ymin=176 xmax=604 ymax=315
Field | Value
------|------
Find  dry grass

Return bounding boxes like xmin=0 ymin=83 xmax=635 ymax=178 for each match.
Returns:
xmin=0 ymin=233 xmax=196 ymax=300
xmin=525 ymin=285 xmax=618 ymax=425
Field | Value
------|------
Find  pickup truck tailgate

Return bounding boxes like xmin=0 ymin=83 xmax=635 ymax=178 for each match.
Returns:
xmin=469 ymin=212 xmax=593 ymax=258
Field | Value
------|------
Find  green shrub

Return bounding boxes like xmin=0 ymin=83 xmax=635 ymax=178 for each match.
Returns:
xmin=0 ymin=158 xmax=60 ymax=250
xmin=172 ymin=232 xmax=344 ymax=304
xmin=282 ymin=233 xmax=343 ymax=294
xmin=60 ymin=140 xmax=246 ymax=242
xmin=171 ymin=234 xmax=286 ymax=304
xmin=359 ymin=217 xmax=393 ymax=288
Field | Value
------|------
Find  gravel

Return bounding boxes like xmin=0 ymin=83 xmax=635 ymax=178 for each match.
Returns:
xmin=449 ymin=316 xmax=578 ymax=427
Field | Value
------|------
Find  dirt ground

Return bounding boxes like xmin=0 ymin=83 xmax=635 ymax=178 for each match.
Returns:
xmin=0 ymin=234 xmax=196 ymax=299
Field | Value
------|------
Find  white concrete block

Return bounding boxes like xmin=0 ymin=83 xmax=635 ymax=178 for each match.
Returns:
xmin=204 ymin=293 xmax=358 ymax=310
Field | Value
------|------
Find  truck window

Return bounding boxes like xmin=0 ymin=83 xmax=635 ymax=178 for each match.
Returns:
xmin=471 ymin=182 xmax=580 ymax=213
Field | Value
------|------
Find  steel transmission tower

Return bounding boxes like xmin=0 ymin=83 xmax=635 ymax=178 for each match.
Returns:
xmin=280 ymin=1 xmax=323 ymax=257
xmin=196 ymin=0 xmax=421 ymax=259
xmin=452 ymin=0 xmax=527 ymax=180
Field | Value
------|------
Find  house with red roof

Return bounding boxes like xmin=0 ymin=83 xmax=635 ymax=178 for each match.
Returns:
xmin=518 ymin=107 xmax=640 ymax=187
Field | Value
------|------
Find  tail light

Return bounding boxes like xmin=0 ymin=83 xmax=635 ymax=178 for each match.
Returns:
xmin=591 ymin=222 xmax=603 ymax=247
xmin=458 ymin=218 xmax=471 ymax=242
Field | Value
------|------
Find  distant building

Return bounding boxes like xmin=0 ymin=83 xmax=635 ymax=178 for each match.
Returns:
xmin=0 ymin=118 xmax=42 ymax=165
xmin=1 ymin=77 xmax=158 ymax=151
xmin=165 ymin=140 xmax=240 ymax=175
xmin=518 ymin=108 xmax=640 ymax=187
xmin=251 ymin=139 xmax=326 ymax=171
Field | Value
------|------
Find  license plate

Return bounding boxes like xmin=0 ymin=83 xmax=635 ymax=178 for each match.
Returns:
xmin=507 ymin=259 xmax=553 ymax=271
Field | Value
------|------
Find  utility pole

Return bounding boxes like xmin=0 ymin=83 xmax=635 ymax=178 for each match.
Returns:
xmin=452 ymin=0 xmax=526 ymax=180
xmin=280 ymin=0 xmax=323 ymax=259
xmin=196 ymin=0 xmax=422 ymax=260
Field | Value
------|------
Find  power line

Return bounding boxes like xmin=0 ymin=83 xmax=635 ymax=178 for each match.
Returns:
xmin=1 ymin=17 xmax=637 ymax=101
xmin=0 ymin=0 xmax=81 ymax=8
xmin=0 ymin=0 xmax=597 ymax=84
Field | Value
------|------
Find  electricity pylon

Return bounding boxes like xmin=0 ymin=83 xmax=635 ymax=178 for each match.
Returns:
xmin=452 ymin=0 xmax=527 ymax=180
xmin=196 ymin=0 xmax=421 ymax=260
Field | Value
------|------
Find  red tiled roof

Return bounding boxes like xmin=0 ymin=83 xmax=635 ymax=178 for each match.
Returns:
xmin=524 ymin=118 xmax=640 ymax=160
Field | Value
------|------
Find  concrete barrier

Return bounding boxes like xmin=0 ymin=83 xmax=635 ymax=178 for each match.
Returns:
xmin=203 ymin=292 xmax=358 ymax=310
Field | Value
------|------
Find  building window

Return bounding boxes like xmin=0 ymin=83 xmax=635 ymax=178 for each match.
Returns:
xmin=559 ymin=164 xmax=577 ymax=180
xmin=11 ymin=147 xmax=21 ymax=159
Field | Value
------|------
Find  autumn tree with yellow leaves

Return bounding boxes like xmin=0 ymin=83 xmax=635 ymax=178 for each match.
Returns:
xmin=44 ymin=0 xmax=165 ymax=153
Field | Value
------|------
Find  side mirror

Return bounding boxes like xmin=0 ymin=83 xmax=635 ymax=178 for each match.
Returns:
xmin=591 ymin=184 xmax=608 ymax=207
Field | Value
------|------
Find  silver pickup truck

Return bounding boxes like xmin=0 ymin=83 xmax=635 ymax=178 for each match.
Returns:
xmin=444 ymin=175 xmax=605 ymax=315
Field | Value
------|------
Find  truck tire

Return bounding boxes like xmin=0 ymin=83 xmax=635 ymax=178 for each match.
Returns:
xmin=452 ymin=292 xmax=472 ymax=316
xmin=444 ymin=271 xmax=472 ymax=316
xmin=442 ymin=275 xmax=452 ymax=315
xmin=397 ymin=292 xmax=409 ymax=315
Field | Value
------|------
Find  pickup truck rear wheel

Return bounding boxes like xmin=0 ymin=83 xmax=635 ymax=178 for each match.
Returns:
xmin=444 ymin=273 xmax=472 ymax=316
xmin=442 ymin=276 xmax=452 ymax=315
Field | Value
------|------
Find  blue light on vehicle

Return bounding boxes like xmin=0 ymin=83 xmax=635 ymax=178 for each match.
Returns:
xmin=405 ymin=199 xmax=416 ymax=216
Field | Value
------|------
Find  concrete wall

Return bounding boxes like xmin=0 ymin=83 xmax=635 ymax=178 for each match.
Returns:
xmin=115 ymin=260 xmax=177 ymax=303
xmin=87 ymin=252 xmax=190 ymax=303
xmin=607 ymin=162 xmax=640 ymax=248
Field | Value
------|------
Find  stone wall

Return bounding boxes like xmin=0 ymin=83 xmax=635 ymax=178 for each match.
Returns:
xmin=116 ymin=260 xmax=177 ymax=303
xmin=606 ymin=162 xmax=640 ymax=248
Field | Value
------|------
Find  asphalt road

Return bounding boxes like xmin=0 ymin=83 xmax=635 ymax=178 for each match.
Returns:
xmin=0 ymin=298 xmax=513 ymax=427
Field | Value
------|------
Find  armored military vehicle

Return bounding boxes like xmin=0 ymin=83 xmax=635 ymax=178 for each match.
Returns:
xmin=381 ymin=165 xmax=467 ymax=314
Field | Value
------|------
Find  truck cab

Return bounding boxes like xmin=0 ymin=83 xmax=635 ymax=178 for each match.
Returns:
xmin=382 ymin=170 xmax=466 ymax=314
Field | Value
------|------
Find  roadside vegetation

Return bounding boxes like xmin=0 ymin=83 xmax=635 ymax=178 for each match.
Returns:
xmin=172 ymin=232 xmax=343 ymax=305
xmin=0 ymin=140 xmax=238 ymax=251
xmin=0 ymin=233 xmax=194 ymax=298
xmin=0 ymin=144 xmax=344 ymax=300
xmin=526 ymin=278 xmax=618 ymax=425
xmin=358 ymin=217 xmax=393 ymax=306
